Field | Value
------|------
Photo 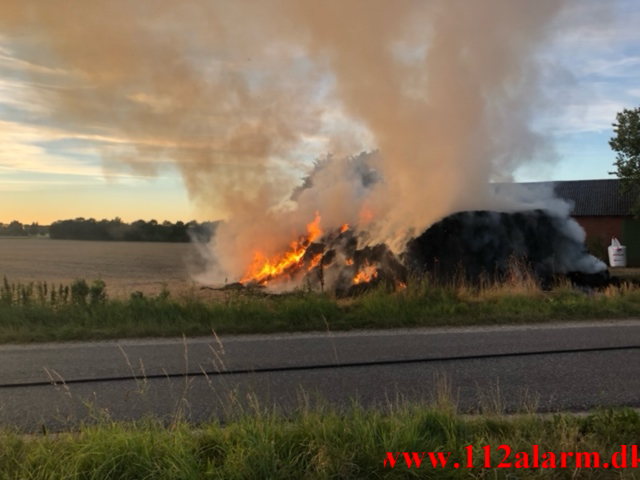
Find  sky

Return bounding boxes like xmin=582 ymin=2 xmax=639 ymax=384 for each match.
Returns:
xmin=0 ymin=0 xmax=639 ymax=225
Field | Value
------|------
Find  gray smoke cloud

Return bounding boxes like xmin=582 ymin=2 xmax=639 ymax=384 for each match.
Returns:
xmin=0 ymin=0 xmax=580 ymax=284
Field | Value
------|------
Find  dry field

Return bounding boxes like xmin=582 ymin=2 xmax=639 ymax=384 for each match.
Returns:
xmin=0 ymin=238 xmax=206 ymax=297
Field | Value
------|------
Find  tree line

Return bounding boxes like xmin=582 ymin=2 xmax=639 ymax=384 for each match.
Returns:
xmin=0 ymin=221 xmax=46 ymax=237
xmin=0 ymin=218 xmax=217 ymax=242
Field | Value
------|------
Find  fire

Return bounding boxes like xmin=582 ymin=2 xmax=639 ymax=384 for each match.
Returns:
xmin=241 ymin=213 xmax=323 ymax=285
xmin=307 ymin=253 xmax=323 ymax=271
xmin=239 ymin=212 xmax=390 ymax=289
xmin=353 ymin=262 xmax=378 ymax=284
xmin=359 ymin=206 xmax=374 ymax=225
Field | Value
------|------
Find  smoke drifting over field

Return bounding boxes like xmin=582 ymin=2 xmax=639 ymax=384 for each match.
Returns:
xmin=1 ymin=0 xmax=599 ymax=288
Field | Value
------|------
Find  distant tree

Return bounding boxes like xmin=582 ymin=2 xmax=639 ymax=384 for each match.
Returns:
xmin=27 ymin=222 xmax=40 ymax=236
xmin=6 ymin=221 xmax=26 ymax=236
xmin=610 ymin=107 xmax=640 ymax=214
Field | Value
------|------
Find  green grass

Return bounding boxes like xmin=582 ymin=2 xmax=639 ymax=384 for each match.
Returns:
xmin=3 ymin=278 xmax=637 ymax=478
xmin=2 ymin=277 xmax=640 ymax=343
xmin=0 ymin=405 xmax=639 ymax=478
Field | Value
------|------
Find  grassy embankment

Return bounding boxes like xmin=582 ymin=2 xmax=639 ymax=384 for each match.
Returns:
xmin=2 ymin=277 xmax=639 ymax=478
xmin=2 ymin=273 xmax=640 ymax=343
xmin=0 ymin=405 xmax=638 ymax=478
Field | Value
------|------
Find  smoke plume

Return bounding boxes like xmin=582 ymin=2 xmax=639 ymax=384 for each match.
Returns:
xmin=0 ymin=1 xmax=576 ymax=285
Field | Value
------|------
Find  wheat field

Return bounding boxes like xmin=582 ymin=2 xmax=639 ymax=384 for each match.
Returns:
xmin=0 ymin=238 xmax=204 ymax=297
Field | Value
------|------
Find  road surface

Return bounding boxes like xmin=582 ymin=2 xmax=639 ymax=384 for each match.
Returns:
xmin=0 ymin=320 xmax=639 ymax=432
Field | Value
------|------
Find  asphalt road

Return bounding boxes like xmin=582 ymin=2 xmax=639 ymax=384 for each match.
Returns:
xmin=1 ymin=320 xmax=639 ymax=432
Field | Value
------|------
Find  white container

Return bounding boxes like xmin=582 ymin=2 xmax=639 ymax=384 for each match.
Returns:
xmin=608 ymin=237 xmax=627 ymax=267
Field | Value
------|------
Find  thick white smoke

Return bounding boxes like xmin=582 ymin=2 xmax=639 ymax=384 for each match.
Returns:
xmin=0 ymin=0 xmax=597 ymax=286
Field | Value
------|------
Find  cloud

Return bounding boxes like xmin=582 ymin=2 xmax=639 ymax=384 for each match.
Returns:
xmin=579 ymin=56 xmax=640 ymax=78
xmin=0 ymin=176 xmax=102 ymax=192
xmin=0 ymin=50 xmax=67 ymax=76
xmin=0 ymin=77 xmax=52 ymax=115
xmin=0 ymin=118 xmax=168 ymax=182
xmin=533 ymin=0 xmax=640 ymax=135
xmin=547 ymin=101 xmax=623 ymax=134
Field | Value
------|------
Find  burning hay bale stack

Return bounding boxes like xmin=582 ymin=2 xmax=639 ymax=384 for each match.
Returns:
xmin=404 ymin=210 xmax=609 ymax=290
xmin=230 ymin=208 xmax=609 ymax=296
xmin=238 ymin=225 xmax=407 ymax=297
xmin=304 ymin=239 xmax=407 ymax=297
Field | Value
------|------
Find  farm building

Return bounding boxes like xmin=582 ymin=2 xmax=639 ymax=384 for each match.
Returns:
xmin=531 ymin=179 xmax=639 ymax=266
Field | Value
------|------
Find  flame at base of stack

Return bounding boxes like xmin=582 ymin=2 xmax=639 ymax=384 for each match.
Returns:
xmin=240 ymin=213 xmax=323 ymax=285
xmin=240 ymin=216 xmax=407 ymax=296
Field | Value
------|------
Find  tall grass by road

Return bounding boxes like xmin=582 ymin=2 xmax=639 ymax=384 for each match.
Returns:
xmin=2 ymin=276 xmax=640 ymax=343
xmin=1 ymin=405 xmax=639 ymax=479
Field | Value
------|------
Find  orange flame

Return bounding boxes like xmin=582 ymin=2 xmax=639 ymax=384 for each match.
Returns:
xmin=241 ymin=213 xmax=322 ymax=285
xmin=340 ymin=223 xmax=349 ymax=233
xmin=359 ymin=206 xmax=374 ymax=225
xmin=307 ymin=253 xmax=323 ymax=271
xmin=353 ymin=263 xmax=378 ymax=284
xmin=345 ymin=258 xmax=354 ymax=266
